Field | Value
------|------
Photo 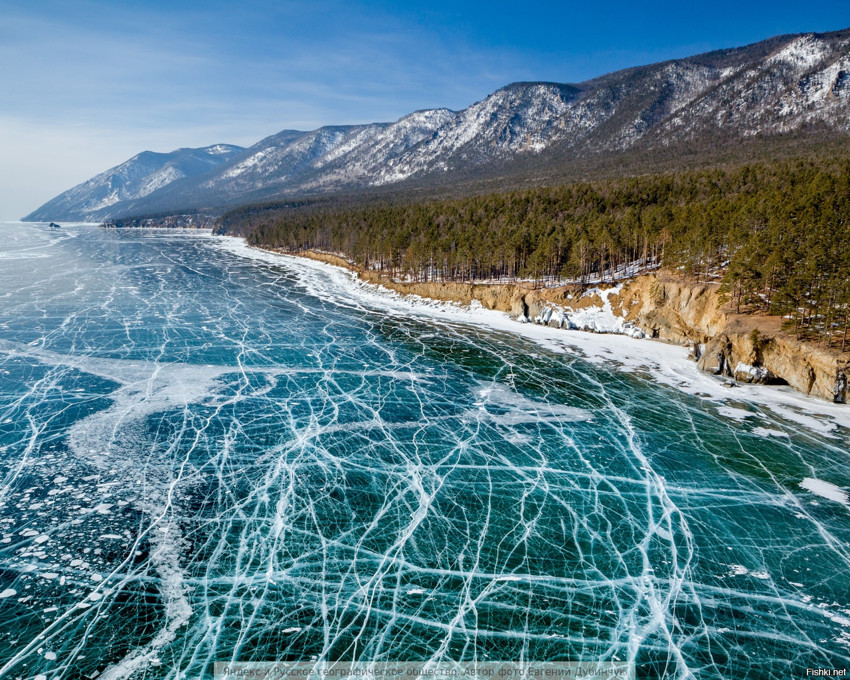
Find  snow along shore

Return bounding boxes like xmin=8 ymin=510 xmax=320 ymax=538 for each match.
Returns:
xmin=527 ymin=283 xmax=647 ymax=338
xmin=213 ymin=236 xmax=850 ymax=437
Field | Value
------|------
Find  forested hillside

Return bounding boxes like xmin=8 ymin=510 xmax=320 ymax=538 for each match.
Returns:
xmin=228 ymin=157 xmax=850 ymax=349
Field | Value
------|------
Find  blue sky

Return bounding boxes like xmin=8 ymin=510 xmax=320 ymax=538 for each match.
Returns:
xmin=1 ymin=0 xmax=848 ymax=219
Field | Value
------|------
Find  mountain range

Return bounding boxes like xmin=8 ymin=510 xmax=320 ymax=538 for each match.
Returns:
xmin=24 ymin=27 xmax=850 ymax=223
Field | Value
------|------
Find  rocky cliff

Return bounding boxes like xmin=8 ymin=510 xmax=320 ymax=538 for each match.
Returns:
xmin=525 ymin=276 xmax=848 ymax=404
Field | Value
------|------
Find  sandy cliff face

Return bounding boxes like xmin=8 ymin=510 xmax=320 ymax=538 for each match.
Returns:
xmin=696 ymin=332 xmax=849 ymax=403
xmin=538 ymin=275 xmax=848 ymax=403
xmin=617 ymin=278 xmax=728 ymax=341
xmin=620 ymin=277 xmax=848 ymax=403
xmin=564 ymin=276 xmax=848 ymax=403
xmin=288 ymin=250 xmax=849 ymax=404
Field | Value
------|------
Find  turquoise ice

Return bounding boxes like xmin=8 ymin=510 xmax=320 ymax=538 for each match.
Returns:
xmin=0 ymin=224 xmax=848 ymax=679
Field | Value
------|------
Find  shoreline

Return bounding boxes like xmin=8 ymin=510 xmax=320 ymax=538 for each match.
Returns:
xmin=251 ymin=245 xmax=850 ymax=404
xmin=214 ymin=237 xmax=850 ymax=433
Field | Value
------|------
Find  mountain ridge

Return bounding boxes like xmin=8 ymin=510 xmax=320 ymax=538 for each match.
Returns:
xmin=23 ymin=27 xmax=850 ymax=222
xmin=25 ymin=144 xmax=245 ymax=221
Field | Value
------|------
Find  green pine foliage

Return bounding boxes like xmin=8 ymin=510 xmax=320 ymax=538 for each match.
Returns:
xmin=228 ymin=156 xmax=850 ymax=350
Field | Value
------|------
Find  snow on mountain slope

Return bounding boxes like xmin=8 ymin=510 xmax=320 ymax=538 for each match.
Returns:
xmin=25 ymin=28 xmax=850 ymax=222
xmin=375 ymin=84 xmax=580 ymax=185
xmin=24 ymin=145 xmax=244 ymax=222
xmin=652 ymin=33 xmax=850 ymax=141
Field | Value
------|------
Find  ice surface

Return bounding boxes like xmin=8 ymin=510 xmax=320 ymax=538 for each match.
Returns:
xmin=0 ymin=225 xmax=848 ymax=679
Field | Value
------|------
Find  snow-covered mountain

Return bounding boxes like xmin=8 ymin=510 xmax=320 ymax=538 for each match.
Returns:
xmin=24 ymin=144 xmax=244 ymax=222
xmin=24 ymin=28 xmax=850 ymax=222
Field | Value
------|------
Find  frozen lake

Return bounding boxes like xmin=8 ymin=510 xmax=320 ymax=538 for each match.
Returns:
xmin=0 ymin=223 xmax=848 ymax=678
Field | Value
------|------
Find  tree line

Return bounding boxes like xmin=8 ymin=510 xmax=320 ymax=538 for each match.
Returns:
xmin=226 ymin=157 xmax=850 ymax=349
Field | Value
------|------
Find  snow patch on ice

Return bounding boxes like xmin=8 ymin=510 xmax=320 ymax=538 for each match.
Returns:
xmin=770 ymin=406 xmax=838 ymax=437
xmin=752 ymin=427 xmax=788 ymax=438
xmin=469 ymin=383 xmax=593 ymax=426
xmin=716 ymin=406 xmax=756 ymax=420
xmin=800 ymin=478 xmax=849 ymax=507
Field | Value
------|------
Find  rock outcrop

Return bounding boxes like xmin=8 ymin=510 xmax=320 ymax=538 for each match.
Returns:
xmin=696 ymin=332 xmax=850 ymax=403
xmin=518 ymin=275 xmax=849 ymax=404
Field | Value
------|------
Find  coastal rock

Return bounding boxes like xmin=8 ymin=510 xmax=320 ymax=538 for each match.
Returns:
xmin=701 ymin=350 xmax=728 ymax=376
xmin=733 ymin=362 xmax=775 ymax=384
xmin=833 ymin=370 xmax=847 ymax=404
xmin=511 ymin=294 xmax=530 ymax=321
xmin=623 ymin=278 xmax=728 ymax=344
